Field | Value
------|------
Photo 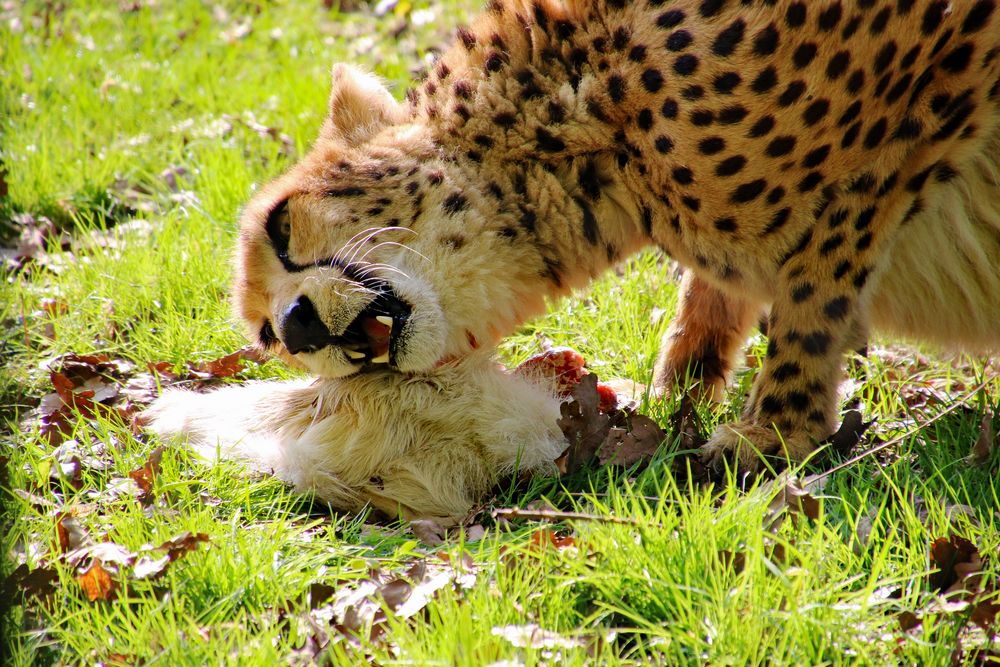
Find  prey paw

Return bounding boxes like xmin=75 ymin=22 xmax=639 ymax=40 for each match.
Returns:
xmin=701 ymin=421 xmax=816 ymax=473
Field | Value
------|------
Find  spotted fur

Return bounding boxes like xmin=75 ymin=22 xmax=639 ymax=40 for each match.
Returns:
xmin=236 ymin=0 xmax=1000 ymax=470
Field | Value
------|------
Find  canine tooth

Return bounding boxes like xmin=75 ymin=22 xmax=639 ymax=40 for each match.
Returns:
xmin=344 ymin=349 xmax=366 ymax=360
xmin=371 ymin=353 xmax=390 ymax=364
xmin=375 ymin=315 xmax=393 ymax=327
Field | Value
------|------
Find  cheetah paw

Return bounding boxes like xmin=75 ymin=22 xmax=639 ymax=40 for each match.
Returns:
xmin=701 ymin=421 xmax=817 ymax=474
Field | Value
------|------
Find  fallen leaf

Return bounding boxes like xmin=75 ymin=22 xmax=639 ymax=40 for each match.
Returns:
xmin=967 ymin=412 xmax=996 ymax=467
xmin=2 ymin=563 xmax=59 ymax=601
xmin=77 ymin=560 xmax=117 ymax=601
xmin=132 ymin=555 xmax=170 ymax=580
xmin=556 ymin=374 xmax=611 ymax=474
xmin=597 ymin=414 xmax=666 ymax=467
xmin=929 ymin=535 xmax=979 ymax=595
xmin=128 ymin=446 xmax=164 ymax=503
xmin=410 ymin=518 xmax=446 ymax=546
xmin=530 ymin=529 xmax=576 ymax=550
xmin=56 ymin=514 xmax=92 ymax=553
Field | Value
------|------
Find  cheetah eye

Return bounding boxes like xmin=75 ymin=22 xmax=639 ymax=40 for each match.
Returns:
xmin=265 ymin=200 xmax=292 ymax=258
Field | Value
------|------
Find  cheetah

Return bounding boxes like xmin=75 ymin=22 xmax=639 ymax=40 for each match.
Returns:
xmin=231 ymin=0 xmax=1000 ymax=471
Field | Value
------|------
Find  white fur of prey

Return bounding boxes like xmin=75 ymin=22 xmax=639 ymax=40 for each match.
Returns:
xmin=143 ymin=352 xmax=566 ymax=519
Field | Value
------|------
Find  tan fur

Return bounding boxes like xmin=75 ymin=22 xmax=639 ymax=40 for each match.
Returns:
xmin=145 ymin=353 xmax=565 ymax=519
xmin=154 ymin=0 xmax=1000 ymax=494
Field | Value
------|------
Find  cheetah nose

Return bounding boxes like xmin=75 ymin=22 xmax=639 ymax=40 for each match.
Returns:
xmin=280 ymin=295 xmax=331 ymax=355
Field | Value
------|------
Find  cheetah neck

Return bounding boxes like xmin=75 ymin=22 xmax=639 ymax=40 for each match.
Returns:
xmin=408 ymin=0 xmax=655 ymax=297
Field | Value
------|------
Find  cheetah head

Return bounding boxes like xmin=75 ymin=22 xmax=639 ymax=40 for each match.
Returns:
xmin=235 ymin=65 xmax=544 ymax=377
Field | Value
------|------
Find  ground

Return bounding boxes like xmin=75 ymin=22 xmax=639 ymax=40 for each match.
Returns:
xmin=1 ymin=1 xmax=998 ymax=665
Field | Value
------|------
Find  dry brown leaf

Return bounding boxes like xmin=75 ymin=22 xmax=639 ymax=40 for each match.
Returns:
xmin=2 ymin=563 xmax=59 ymax=600
xmin=968 ymin=413 xmax=996 ymax=467
xmin=556 ymin=374 xmax=612 ymax=474
xmin=410 ymin=518 xmax=446 ymax=546
xmin=929 ymin=535 xmax=979 ymax=594
xmin=825 ymin=410 xmax=873 ymax=457
xmin=530 ymin=529 xmax=576 ymax=550
xmin=56 ymin=514 xmax=92 ymax=553
xmin=78 ymin=559 xmax=117 ymax=601
xmin=128 ymin=446 xmax=164 ymax=503
xmin=597 ymin=414 xmax=666 ymax=467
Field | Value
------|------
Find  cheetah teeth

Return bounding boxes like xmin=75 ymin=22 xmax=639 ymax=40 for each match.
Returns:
xmin=344 ymin=349 xmax=366 ymax=360
xmin=371 ymin=353 xmax=390 ymax=364
xmin=375 ymin=315 xmax=393 ymax=327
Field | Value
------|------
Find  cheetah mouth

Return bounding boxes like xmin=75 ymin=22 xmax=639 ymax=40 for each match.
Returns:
xmin=338 ymin=281 xmax=412 ymax=367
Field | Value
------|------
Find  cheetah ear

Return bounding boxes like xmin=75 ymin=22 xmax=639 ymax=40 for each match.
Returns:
xmin=323 ymin=64 xmax=405 ymax=145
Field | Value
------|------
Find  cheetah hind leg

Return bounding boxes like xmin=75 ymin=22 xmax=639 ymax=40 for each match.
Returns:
xmin=652 ymin=271 xmax=763 ymax=402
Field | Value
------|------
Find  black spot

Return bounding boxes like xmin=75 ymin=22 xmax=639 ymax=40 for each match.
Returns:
xmin=801 ymin=331 xmax=831 ymax=356
xmin=855 ymin=231 xmax=873 ymax=250
xmin=818 ymin=3 xmax=842 ymax=31
xmin=731 ymin=179 xmax=767 ymax=203
xmin=575 ymin=197 xmax=599 ymax=244
xmin=748 ymin=115 xmax=775 ymax=137
xmin=838 ymin=100 xmax=863 ymax=126
xmin=941 ymin=42 xmax=974 ymax=73
xmin=714 ymin=72 xmax=742 ymax=94
xmin=655 ymin=135 xmax=675 ymax=153
xmin=962 ymin=1 xmax=996 ymax=34
xmin=753 ymin=24 xmax=780 ymax=56
xmin=826 ymin=51 xmax=851 ymax=79
xmin=457 ymin=26 xmax=476 ymax=50
xmin=791 ymin=283 xmax=815 ymax=302
xmin=672 ymin=167 xmax=694 ymax=185
xmin=869 ymin=6 xmax=891 ymax=34
xmin=778 ymin=81 xmax=806 ymax=106
xmin=906 ymin=166 xmax=934 ymax=192
xmin=682 ymin=85 xmax=705 ymax=100
xmin=828 ymin=209 xmax=849 ymax=228
xmin=863 ymin=117 xmax=888 ymax=149
xmin=841 ymin=14 xmax=862 ymax=39
xmin=931 ymin=28 xmax=954 ymax=57
xmin=873 ymin=42 xmax=898 ymax=76
xmin=691 ymin=109 xmax=715 ymax=126
xmin=824 ymin=296 xmax=850 ymax=320
xmin=767 ymin=186 xmax=786 ymax=204
xmin=612 ymin=27 xmax=630 ymax=50
xmin=682 ymin=196 xmax=701 ymax=212
xmin=578 ymin=161 xmax=602 ymax=199
xmin=751 ymin=66 xmax=779 ymax=93
xmin=900 ymin=44 xmax=921 ymax=69
xmin=698 ymin=137 xmax=725 ymax=155
xmin=535 ymin=127 xmax=565 ymax=152
xmin=921 ymin=1 xmax=948 ymax=34
xmin=473 ymin=134 xmax=494 ymax=148
xmin=622 ymin=45 xmax=649 ymax=65
xmin=587 ymin=98 xmax=610 ymax=122
xmin=714 ymin=217 xmax=738 ymax=232
xmin=657 ymin=9 xmax=686 ymax=29
xmin=885 ymin=72 xmax=913 ymax=104
xmin=766 ymin=135 xmax=796 ymax=157
xmin=819 ymin=233 xmax=844 ymax=255
xmin=641 ymin=206 xmax=653 ymax=235
xmin=935 ymin=162 xmax=959 ymax=182
xmin=326 ymin=187 xmax=366 ymax=197
xmin=718 ymin=105 xmax=749 ymax=124
xmin=673 ymin=54 xmax=699 ymax=75
xmin=834 ymin=260 xmax=851 ymax=279
xmin=854 ymin=268 xmax=871 ymax=288
xmin=846 ymin=69 xmax=865 ymax=94
xmin=766 ymin=207 xmax=791 ymax=233
xmin=716 ymin=155 xmax=747 ymax=176
xmin=442 ymin=192 xmax=467 ymax=215
xmin=494 ymin=111 xmax=517 ymax=127
xmin=661 ymin=98 xmax=679 ymax=119
xmin=608 ymin=74 xmax=627 ymax=102
xmin=803 ymin=100 xmax=830 ymax=126
xmin=802 ymin=144 xmax=831 ymax=168
xmin=760 ymin=395 xmax=785 ymax=414
xmin=854 ymin=206 xmax=876 ymax=230
xmin=699 ymin=0 xmax=724 ymax=17
xmin=666 ymin=29 xmax=693 ymax=51
xmin=641 ymin=68 xmax=664 ymax=92
xmin=555 ymin=19 xmax=575 ymax=39
xmin=637 ymin=108 xmax=654 ymax=130
xmin=713 ymin=18 xmax=746 ymax=56
xmin=785 ymin=3 xmax=807 ymax=27
xmin=793 ymin=43 xmax=818 ymax=69
xmin=798 ymin=171 xmax=824 ymax=192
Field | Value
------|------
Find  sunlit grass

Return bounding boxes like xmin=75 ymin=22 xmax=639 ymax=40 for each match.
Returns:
xmin=2 ymin=1 xmax=998 ymax=665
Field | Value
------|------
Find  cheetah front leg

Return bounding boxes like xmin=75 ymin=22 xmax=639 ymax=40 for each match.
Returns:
xmin=653 ymin=271 xmax=763 ymax=401
xmin=702 ymin=193 xmax=898 ymax=472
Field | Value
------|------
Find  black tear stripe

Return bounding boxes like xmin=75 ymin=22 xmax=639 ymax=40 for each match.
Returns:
xmin=265 ymin=199 xmax=354 ymax=276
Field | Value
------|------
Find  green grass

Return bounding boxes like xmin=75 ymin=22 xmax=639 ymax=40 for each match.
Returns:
xmin=2 ymin=1 xmax=999 ymax=665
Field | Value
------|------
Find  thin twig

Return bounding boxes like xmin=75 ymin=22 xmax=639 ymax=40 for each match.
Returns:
xmin=491 ymin=507 xmax=648 ymax=526
xmin=812 ymin=377 xmax=995 ymax=483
